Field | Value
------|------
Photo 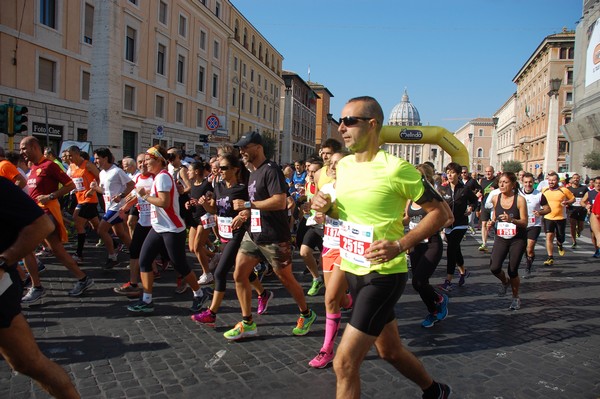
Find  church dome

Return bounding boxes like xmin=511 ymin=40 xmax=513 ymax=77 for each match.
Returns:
xmin=388 ymin=89 xmax=422 ymax=126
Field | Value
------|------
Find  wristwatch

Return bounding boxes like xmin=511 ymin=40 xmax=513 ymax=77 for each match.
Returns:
xmin=244 ymin=201 xmax=251 ymax=209
xmin=49 ymin=193 xmax=56 ymax=200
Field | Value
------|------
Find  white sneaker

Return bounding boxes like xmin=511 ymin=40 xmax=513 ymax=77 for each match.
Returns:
xmin=198 ymin=272 xmax=214 ymax=285
xmin=22 ymin=286 xmax=46 ymax=305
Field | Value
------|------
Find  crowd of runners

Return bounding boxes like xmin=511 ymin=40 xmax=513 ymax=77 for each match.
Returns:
xmin=2 ymin=95 xmax=600 ymax=399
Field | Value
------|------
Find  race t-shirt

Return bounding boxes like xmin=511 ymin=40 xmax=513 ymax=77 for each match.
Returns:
xmin=70 ymin=160 xmax=98 ymax=204
xmin=336 ymin=150 xmax=424 ymax=276
xmin=134 ymin=174 xmax=154 ymax=227
xmin=190 ymin=178 xmax=214 ymax=220
xmin=150 ymin=170 xmax=185 ymax=233
xmin=214 ymin=181 xmax=249 ymax=240
xmin=541 ymin=187 xmax=575 ymax=220
xmin=99 ymin=164 xmax=132 ymax=212
xmin=247 ymin=160 xmax=290 ymax=244
xmin=27 ymin=157 xmax=72 ymax=199
xmin=519 ymin=188 xmax=543 ymax=227
xmin=568 ymin=185 xmax=589 ymax=208
xmin=0 ymin=159 xmax=20 ymax=183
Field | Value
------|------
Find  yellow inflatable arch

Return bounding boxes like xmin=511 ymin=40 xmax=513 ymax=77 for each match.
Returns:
xmin=379 ymin=125 xmax=470 ymax=167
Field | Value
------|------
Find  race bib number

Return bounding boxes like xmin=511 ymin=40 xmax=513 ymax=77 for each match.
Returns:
xmin=250 ymin=209 xmax=261 ymax=233
xmin=323 ymin=216 xmax=341 ymax=249
xmin=528 ymin=216 xmax=537 ymax=227
xmin=73 ymin=177 xmax=85 ymax=191
xmin=496 ymin=221 xmax=517 ymax=239
xmin=217 ymin=216 xmax=233 ymax=239
xmin=339 ymin=221 xmax=374 ymax=268
xmin=574 ymin=198 xmax=582 ymax=207
xmin=201 ymin=213 xmax=216 ymax=229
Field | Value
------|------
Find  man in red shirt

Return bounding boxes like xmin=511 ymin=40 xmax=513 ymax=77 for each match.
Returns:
xmin=19 ymin=137 xmax=94 ymax=305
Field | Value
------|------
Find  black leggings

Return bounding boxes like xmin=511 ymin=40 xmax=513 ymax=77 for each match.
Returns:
xmin=214 ymin=228 xmax=257 ymax=292
xmin=445 ymin=228 xmax=466 ymax=276
xmin=130 ymin=224 xmax=151 ymax=259
xmin=139 ymin=229 xmax=191 ymax=276
xmin=489 ymin=236 xmax=526 ymax=278
xmin=409 ymin=234 xmax=443 ymax=314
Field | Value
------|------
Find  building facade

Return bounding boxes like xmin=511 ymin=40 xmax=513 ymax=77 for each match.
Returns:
xmin=0 ymin=0 xmax=283 ymax=160
xmin=280 ymin=71 xmax=318 ymax=164
xmin=492 ymin=93 xmax=517 ymax=170
xmin=307 ymin=81 xmax=341 ymax=151
xmin=563 ymin=1 xmax=600 ymax=175
xmin=513 ymin=29 xmax=574 ymax=175
xmin=455 ymin=118 xmax=495 ymax=173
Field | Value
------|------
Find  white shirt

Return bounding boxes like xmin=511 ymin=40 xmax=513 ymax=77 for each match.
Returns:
xmin=519 ymin=188 xmax=544 ymax=227
xmin=150 ymin=170 xmax=186 ymax=233
xmin=99 ymin=164 xmax=133 ymax=212
xmin=134 ymin=174 xmax=154 ymax=227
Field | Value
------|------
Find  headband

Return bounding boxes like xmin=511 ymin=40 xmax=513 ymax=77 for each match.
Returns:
xmin=146 ymin=147 xmax=165 ymax=161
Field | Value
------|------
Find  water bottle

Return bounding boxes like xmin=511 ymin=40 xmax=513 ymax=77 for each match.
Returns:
xmin=205 ymin=349 xmax=226 ymax=368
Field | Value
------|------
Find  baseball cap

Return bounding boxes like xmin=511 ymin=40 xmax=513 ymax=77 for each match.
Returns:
xmin=234 ymin=131 xmax=263 ymax=147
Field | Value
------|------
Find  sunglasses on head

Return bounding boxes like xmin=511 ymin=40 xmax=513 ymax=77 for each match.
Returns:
xmin=339 ymin=116 xmax=372 ymax=126
xmin=219 ymin=165 xmax=230 ymax=171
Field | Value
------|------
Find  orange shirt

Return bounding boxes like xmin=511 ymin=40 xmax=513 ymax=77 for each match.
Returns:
xmin=0 ymin=159 xmax=20 ymax=183
xmin=541 ymin=187 xmax=574 ymax=220
xmin=70 ymin=160 xmax=98 ymax=204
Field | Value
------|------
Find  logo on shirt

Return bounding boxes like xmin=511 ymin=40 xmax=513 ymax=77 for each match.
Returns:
xmin=248 ymin=180 xmax=256 ymax=202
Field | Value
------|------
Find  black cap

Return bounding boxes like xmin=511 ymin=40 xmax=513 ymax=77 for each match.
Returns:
xmin=234 ymin=131 xmax=263 ymax=147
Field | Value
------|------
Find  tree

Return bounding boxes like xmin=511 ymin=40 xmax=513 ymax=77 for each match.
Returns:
xmin=501 ymin=160 xmax=523 ymax=173
xmin=582 ymin=150 xmax=600 ymax=171
xmin=262 ymin=134 xmax=277 ymax=160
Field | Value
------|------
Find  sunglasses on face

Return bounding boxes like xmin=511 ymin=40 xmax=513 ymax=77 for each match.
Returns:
xmin=219 ymin=165 xmax=230 ymax=171
xmin=339 ymin=116 xmax=372 ymax=126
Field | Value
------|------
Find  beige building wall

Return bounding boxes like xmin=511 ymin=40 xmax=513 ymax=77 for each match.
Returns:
xmin=513 ymin=30 xmax=574 ymax=175
xmin=493 ymin=94 xmax=517 ymax=170
xmin=455 ymin=118 xmax=495 ymax=173
xmin=0 ymin=0 xmax=284 ymax=161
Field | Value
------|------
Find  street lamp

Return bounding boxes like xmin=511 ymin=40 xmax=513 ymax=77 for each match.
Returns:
xmin=468 ymin=132 xmax=474 ymax=171
xmin=549 ymin=78 xmax=561 ymax=97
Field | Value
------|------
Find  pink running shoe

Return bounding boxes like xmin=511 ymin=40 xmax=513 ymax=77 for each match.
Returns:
xmin=308 ymin=350 xmax=334 ymax=369
xmin=191 ymin=309 xmax=216 ymax=327
xmin=257 ymin=290 xmax=273 ymax=315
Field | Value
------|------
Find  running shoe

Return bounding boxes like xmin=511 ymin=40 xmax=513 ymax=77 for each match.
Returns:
xmin=35 ymin=248 xmax=52 ymax=257
xmin=224 ymin=320 xmax=258 ymax=341
xmin=557 ymin=244 xmax=565 ymax=256
xmin=103 ymin=258 xmax=118 ymax=270
xmin=458 ymin=271 xmax=470 ymax=287
xmin=523 ymin=267 xmax=532 ymax=279
xmin=37 ymin=260 xmax=46 ymax=273
xmin=509 ymin=297 xmax=521 ymax=311
xmin=543 ymin=258 xmax=554 ymax=266
xmin=594 ymin=249 xmax=600 ymax=258
xmin=72 ymin=254 xmax=83 ymax=264
xmin=198 ymin=272 xmax=214 ymax=285
xmin=308 ymin=350 xmax=334 ymax=369
xmin=438 ymin=280 xmax=453 ymax=292
xmin=292 ymin=310 xmax=317 ymax=336
xmin=95 ymin=239 xmax=104 ymax=247
xmin=421 ymin=313 xmax=439 ymax=328
xmin=571 ymin=242 xmax=577 ymax=249
xmin=257 ymin=290 xmax=273 ymax=315
xmin=68 ymin=277 xmax=94 ymax=296
xmin=307 ymin=277 xmax=324 ymax=296
xmin=114 ymin=281 xmax=142 ymax=297
xmin=422 ymin=383 xmax=452 ymax=399
xmin=174 ymin=277 xmax=188 ymax=294
xmin=254 ymin=262 xmax=268 ymax=281
xmin=127 ymin=299 xmax=154 ymax=313
xmin=577 ymin=231 xmax=581 ymax=238
xmin=191 ymin=309 xmax=216 ymax=326
xmin=21 ymin=286 xmax=46 ymax=305
xmin=478 ymin=244 xmax=488 ymax=252
xmin=498 ymin=282 xmax=510 ymax=297
xmin=436 ymin=293 xmax=449 ymax=321
xmin=190 ymin=291 xmax=210 ymax=313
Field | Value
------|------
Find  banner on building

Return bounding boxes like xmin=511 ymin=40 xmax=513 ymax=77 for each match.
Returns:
xmin=586 ymin=17 xmax=600 ymax=87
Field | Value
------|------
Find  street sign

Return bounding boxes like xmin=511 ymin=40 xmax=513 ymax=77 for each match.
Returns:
xmin=206 ymin=114 xmax=219 ymax=131
xmin=535 ymin=163 xmax=540 ymax=169
xmin=156 ymin=125 xmax=164 ymax=138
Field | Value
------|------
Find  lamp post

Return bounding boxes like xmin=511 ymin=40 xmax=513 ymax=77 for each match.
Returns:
xmin=490 ymin=117 xmax=499 ymax=171
xmin=544 ymin=78 xmax=562 ymax=173
xmin=468 ymin=131 xmax=474 ymax=171
xmin=282 ymin=75 xmax=293 ymax=165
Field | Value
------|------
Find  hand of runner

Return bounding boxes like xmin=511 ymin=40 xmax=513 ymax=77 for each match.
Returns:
xmin=365 ymin=239 xmax=402 ymax=263
xmin=311 ymin=192 xmax=331 ymax=213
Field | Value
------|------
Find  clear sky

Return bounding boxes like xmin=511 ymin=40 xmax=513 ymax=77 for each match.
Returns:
xmin=233 ymin=0 xmax=582 ymax=132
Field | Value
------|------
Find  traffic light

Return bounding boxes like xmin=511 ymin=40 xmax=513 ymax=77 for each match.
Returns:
xmin=0 ymin=104 xmax=7 ymax=134
xmin=11 ymin=105 xmax=28 ymax=136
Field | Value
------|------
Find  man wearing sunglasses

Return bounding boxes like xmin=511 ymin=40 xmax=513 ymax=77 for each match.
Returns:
xmin=312 ymin=96 xmax=452 ymax=398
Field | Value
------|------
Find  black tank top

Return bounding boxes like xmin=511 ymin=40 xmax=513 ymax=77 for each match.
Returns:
xmin=494 ymin=193 xmax=525 ymax=238
xmin=406 ymin=201 xmax=439 ymax=240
